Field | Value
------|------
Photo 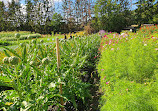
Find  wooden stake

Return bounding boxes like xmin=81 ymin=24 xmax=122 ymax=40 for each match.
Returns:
xmin=56 ymin=38 xmax=64 ymax=111
xmin=56 ymin=38 xmax=61 ymax=69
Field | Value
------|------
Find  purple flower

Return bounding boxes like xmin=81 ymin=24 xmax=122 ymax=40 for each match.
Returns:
xmin=101 ymin=69 xmax=104 ymax=71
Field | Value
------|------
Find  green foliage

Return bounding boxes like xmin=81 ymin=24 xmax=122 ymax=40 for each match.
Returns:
xmin=0 ymin=34 xmax=101 ymax=110
xmin=97 ymin=26 xmax=158 ymax=110
xmin=135 ymin=0 xmax=158 ymax=25
xmin=0 ymin=41 xmax=11 ymax=46
xmin=51 ymin=13 xmax=63 ymax=33
xmin=0 ymin=34 xmax=41 ymax=41
xmin=94 ymin=0 xmax=133 ymax=33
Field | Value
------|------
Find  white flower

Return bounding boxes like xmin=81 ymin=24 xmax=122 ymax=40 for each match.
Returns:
xmin=144 ymin=44 xmax=147 ymax=46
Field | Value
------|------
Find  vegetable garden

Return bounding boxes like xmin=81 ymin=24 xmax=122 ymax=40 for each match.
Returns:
xmin=0 ymin=25 xmax=158 ymax=111
xmin=0 ymin=34 xmax=101 ymax=110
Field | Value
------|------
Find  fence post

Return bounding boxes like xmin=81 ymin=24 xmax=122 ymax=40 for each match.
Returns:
xmin=56 ymin=38 xmax=64 ymax=111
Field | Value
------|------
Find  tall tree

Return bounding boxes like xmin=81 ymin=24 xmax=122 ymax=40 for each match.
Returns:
xmin=0 ymin=1 xmax=6 ymax=31
xmin=94 ymin=0 xmax=133 ymax=33
xmin=135 ymin=0 xmax=158 ymax=25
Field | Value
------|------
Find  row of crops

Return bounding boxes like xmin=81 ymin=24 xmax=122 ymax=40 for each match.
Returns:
xmin=97 ymin=26 xmax=158 ymax=111
xmin=0 ymin=26 xmax=157 ymax=111
xmin=0 ymin=35 xmax=101 ymax=110
xmin=0 ymin=31 xmax=41 ymax=40
xmin=0 ymin=31 xmax=41 ymax=47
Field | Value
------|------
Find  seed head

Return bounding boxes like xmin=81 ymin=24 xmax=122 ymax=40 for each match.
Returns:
xmin=15 ymin=33 xmax=20 ymax=38
xmin=9 ymin=56 xmax=19 ymax=65
xmin=3 ymin=57 xmax=9 ymax=64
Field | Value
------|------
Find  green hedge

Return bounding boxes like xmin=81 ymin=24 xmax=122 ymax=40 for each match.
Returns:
xmin=97 ymin=27 xmax=158 ymax=111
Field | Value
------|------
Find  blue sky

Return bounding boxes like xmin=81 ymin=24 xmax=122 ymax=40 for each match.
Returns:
xmin=2 ymin=0 xmax=155 ymax=11
xmin=19 ymin=0 xmax=138 ymax=10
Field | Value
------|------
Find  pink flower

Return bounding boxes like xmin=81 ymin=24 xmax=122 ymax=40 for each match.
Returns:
xmin=104 ymin=35 xmax=107 ymax=37
xmin=101 ymin=69 xmax=104 ymax=71
xmin=106 ymin=81 xmax=110 ymax=84
xmin=103 ymin=76 xmax=106 ymax=80
xmin=126 ymin=88 xmax=128 ymax=91
xmin=152 ymin=37 xmax=155 ymax=39
xmin=155 ymin=48 xmax=158 ymax=50
xmin=111 ymin=48 xmax=114 ymax=50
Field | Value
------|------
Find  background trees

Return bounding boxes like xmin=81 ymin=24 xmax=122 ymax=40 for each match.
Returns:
xmin=0 ymin=0 xmax=157 ymax=34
